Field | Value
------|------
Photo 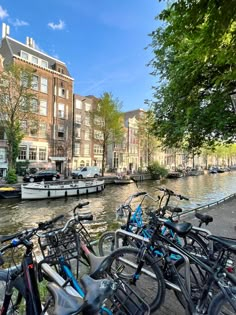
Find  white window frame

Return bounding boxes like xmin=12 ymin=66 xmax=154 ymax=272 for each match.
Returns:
xmin=58 ymin=103 xmax=65 ymax=119
xmin=41 ymin=60 xmax=48 ymax=68
xmin=75 ymin=127 xmax=81 ymax=138
xmin=75 ymin=99 xmax=82 ymax=109
xmin=58 ymin=125 xmax=65 ymax=138
xmin=21 ymin=51 xmax=29 ymax=60
xmin=85 ymin=102 xmax=91 ymax=111
xmin=84 ymin=143 xmax=90 ymax=155
xmin=40 ymin=100 xmax=47 ymax=116
xmin=74 ymin=143 xmax=80 ymax=156
xmin=31 ymin=56 xmax=38 ymax=65
xmin=38 ymin=122 xmax=47 ymax=138
xmin=75 ymin=114 xmax=82 ymax=124
xmin=39 ymin=147 xmax=47 ymax=160
xmin=40 ymin=77 xmax=48 ymax=93
xmin=32 ymin=75 xmax=39 ymax=90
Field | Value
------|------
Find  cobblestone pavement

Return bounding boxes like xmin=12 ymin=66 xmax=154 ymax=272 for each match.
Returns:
xmin=153 ymin=196 xmax=236 ymax=315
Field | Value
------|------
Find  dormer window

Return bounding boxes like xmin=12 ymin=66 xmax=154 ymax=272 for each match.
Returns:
xmin=21 ymin=51 xmax=29 ymax=60
xmin=41 ymin=60 xmax=48 ymax=68
xmin=32 ymin=56 xmax=38 ymax=65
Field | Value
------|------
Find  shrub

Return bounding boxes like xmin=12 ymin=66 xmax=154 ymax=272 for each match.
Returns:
xmin=6 ymin=168 xmax=18 ymax=184
xmin=147 ymin=162 xmax=168 ymax=179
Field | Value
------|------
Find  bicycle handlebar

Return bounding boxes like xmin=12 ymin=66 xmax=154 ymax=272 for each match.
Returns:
xmin=156 ymin=187 xmax=189 ymax=201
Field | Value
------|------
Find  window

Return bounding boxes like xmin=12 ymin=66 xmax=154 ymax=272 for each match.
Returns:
xmin=58 ymin=87 xmax=65 ymax=97
xmin=84 ymin=143 xmax=90 ymax=155
xmin=85 ymin=103 xmax=91 ymax=111
xmin=94 ymin=130 xmax=103 ymax=140
xmin=58 ymin=125 xmax=64 ymax=138
xmin=21 ymin=51 xmax=28 ymax=60
xmin=32 ymin=75 xmax=39 ymax=90
xmin=94 ymin=144 xmax=103 ymax=154
xmin=20 ymin=73 xmax=29 ymax=87
xmin=18 ymin=146 xmax=27 ymax=160
xmin=39 ymin=122 xmax=47 ymax=138
xmin=29 ymin=122 xmax=38 ymax=137
xmin=41 ymin=60 xmax=48 ymax=68
xmin=40 ymin=77 xmax=48 ymax=93
xmin=85 ymin=129 xmax=90 ymax=140
xmin=21 ymin=121 xmax=27 ymax=133
xmin=39 ymin=147 xmax=46 ymax=160
xmin=31 ymin=99 xmax=38 ymax=113
xmin=40 ymin=100 xmax=47 ymax=116
xmin=75 ymin=127 xmax=81 ymax=138
xmin=75 ymin=99 xmax=82 ymax=109
xmin=29 ymin=147 xmax=37 ymax=160
xmin=75 ymin=114 xmax=81 ymax=124
xmin=0 ymin=148 xmax=6 ymax=161
xmin=58 ymin=104 xmax=65 ymax=118
xmin=32 ymin=56 xmax=38 ymax=64
xmin=85 ymin=115 xmax=90 ymax=126
xmin=74 ymin=143 xmax=80 ymax=156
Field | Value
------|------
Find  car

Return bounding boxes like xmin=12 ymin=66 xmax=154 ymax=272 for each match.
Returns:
xmin=23 ymin=170 xmax=60 ymax=183
xmin=71 ymin=166 xmax=101 ymax=179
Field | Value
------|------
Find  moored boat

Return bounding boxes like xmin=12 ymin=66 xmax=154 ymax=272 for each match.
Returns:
xmin=21 ymin=179 xmax=105 ymax=200
xmin=0 ymin=186 xmax=21 ymax=199
xmin=114 ymin=178 xmax=133 ymax=185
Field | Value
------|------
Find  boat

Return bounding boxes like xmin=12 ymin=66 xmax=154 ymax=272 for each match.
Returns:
xmin=0 ymin=186 xmax=21 ymax=199
xmin=21 ymin=179 xmax=105 ymax=200
xmin=166 ymin=171 xmax=183 ymax=179
xmin=114 ymin=178 xmax=133 ymax=185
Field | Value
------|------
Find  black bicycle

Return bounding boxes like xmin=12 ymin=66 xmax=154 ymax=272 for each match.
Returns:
xmin=0 ymin=215 xmax=116 ymax=315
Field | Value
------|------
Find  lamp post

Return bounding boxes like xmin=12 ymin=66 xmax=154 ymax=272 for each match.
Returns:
xmin=229 ymin=91 xmax=236 ymax=113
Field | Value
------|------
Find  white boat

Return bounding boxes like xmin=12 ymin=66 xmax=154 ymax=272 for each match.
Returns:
xmin=21 ymin=180 xmax=105 ymax=200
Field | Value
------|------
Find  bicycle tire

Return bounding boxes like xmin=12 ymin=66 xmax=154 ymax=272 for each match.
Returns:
xmin=0 ymin=270 xmax=26 ymax=314
xmin=181 ymin=231 xmax=208 ymax=257
xmin=208 ymin=286 xmax=236 ymax=315
xmin=98 ymin=231 xmax=136 ymax=256
xmin=105 ymin=246 xmax=165 ymax=312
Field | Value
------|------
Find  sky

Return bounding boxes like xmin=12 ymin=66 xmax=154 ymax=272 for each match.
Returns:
xmin=0 ymin=0 xmax=166 ymax=112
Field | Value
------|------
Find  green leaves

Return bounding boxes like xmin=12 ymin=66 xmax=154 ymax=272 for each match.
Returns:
xmin=149 ymin=0 xmax=236 ymax=152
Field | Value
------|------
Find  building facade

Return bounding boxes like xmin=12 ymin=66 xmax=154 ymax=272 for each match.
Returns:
xmin=0 ymin=23 xmax=74 ymax=176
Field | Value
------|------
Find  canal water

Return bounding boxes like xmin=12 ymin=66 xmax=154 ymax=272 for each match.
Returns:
xmin=0 ymin=171 xmax=235 ymax=236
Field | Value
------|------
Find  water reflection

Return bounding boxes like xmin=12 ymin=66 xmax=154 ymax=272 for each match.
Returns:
xmin=0 ymin=172 xmax=235 ymax=235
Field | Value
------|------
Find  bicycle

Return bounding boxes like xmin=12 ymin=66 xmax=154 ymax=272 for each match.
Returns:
xmin=37 ymin=202 xmax=151 ymax=315
xmin=0 ymin=215 xmax=116 ymax=315
xmin=111 ymin=215 xmax=236 ymax=314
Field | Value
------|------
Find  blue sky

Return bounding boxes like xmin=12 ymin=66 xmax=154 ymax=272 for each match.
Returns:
xmin=0 ymin=0 xmax=166 ymax=111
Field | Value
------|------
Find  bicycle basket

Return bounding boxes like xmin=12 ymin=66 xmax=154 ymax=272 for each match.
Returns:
xmin=38 ymin=225 xmax=80 ymax=264
xmin=107 ymin=277 xmax=150 ymax=315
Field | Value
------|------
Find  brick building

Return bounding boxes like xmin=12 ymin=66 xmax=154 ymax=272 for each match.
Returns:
xmin=0 ymin=23 xmax=74 ymax=175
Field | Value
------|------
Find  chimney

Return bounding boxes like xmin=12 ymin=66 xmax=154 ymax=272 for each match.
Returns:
xmin=26 ymin=37 xmax=35 ymax=49
xmin=2 ymin=23 xmax=10 ymax=38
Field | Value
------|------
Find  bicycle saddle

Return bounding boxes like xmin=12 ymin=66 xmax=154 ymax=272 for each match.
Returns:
xmin=163 ymin=221 xmax=192 ymax=236
xmin=47 ymin=282 xmax=84 ymax=315
xmin=207 ymin=235 xmax=236 ymax=254
xmin=47 ymin=275 xmax=114 ymax=315
xmin=195 ymin=212 xmax=213 ymax=225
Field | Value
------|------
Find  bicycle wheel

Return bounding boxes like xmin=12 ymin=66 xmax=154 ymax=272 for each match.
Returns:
xmin=208 ymin=287 xmax=236 ymax=315
xmin=0 ymin=270 xmax=26 ymax=315
xmin=105 ymin=246 xmax=165 ymax=312
xmin=181 ymin=231 xmax=208 ymax=258
xmin=98 ymin=231 xmax=136 ymax=256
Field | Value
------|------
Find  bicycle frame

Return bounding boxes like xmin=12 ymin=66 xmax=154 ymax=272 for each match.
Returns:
xmin=114 ymin=227 xmax=236 ymax=314
xmin=0 ymin=240 xmax=42 ymax=315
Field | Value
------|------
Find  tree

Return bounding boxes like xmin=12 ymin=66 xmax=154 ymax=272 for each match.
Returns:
xmin=149 ymin=0 xmax=236 ymax=152
xmin=0 ymin=63 xmax=38 ymax=170
xmin=137 ymin=110 xmax=160 ymax=167
xmin=90 ymin=92 xmax=124 ymax=176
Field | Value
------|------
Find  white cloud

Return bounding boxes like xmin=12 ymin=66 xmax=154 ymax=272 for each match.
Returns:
xmin=0 ymin=6 xmax=8 ymax=20
xmin=11 ymin=19 xmax=29 ymax=27
xmin=48 ymin=20 xmax=65 ymax=30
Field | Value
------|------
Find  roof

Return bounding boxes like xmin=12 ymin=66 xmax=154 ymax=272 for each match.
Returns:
xmin=0 ymin=36 xmax=72 ymax=78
